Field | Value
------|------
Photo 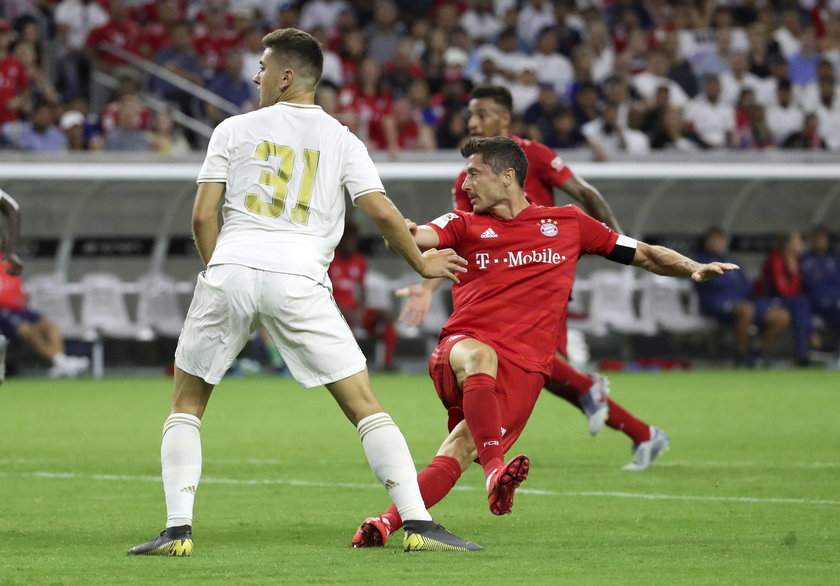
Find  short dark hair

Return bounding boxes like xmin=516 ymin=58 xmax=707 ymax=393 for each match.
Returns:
xmin=460 ymin=136 xmax=528 ymax=188
xmin=261 ymin=28 xmax=323 ymax=87
xmin=471 ymin=85 xmax=513 ymax=112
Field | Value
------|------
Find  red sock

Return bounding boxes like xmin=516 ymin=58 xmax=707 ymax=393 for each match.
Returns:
xmin=381 ymin=455 xmax=462 ymax=531
xmin=381 ymin=322 xmax=397 ymax=367
xmin=605 ymin=399 xmax=651 ymax=443
xmin=550 ymin=357 xmax=593 ymax=395
xmin=462 ymin=373 xmax=504 ymax=478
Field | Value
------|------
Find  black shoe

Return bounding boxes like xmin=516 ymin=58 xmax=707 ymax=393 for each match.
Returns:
xmin=128 ymin=525 xmax=193 ymax=556
xmin=403 ymin=520 xmax=483 ymax=552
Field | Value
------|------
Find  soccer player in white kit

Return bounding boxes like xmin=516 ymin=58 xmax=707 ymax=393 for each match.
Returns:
xmin=128 ymin=28 xmax=481 ymax=555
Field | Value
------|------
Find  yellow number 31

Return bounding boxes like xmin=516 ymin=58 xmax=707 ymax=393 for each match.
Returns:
xmin=245 ymin=141 xmax=320 ymax=225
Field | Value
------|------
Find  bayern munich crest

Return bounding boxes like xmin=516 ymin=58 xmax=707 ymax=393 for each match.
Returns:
xmin=539 ymin=219 xmax=558 ymax=237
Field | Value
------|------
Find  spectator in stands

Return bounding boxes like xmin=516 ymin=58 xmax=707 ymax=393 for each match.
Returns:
xmin=193 ymin=0 xmax=240 ymax=75
xmin=694 ymin=227 xmax=790 ymax=367
xmin=773 ymin=8 xmax=804 ymax=59
xmin=721 ymin=51 xmax=773 ymax=106
xmin=382 ymin=38 xmax=424 ymax=98
xmin=547 ymin=106 xmax=584 ymax=149
xmin=366 ymin=0 xmax=404 ymax=66
xmin=3 ymin=102 xmax=67 ymax=151
xmin=490 ymin=27 xmax=527 ymax=82
xmin=239 ymin=27 xmax=264 ymax=91
xmin=12 ymin=40 xmax=60 ymax=108
xmin=272 ymin=0 xmax=300 ymax=30
xmin=0 ymin=254 xmax=90 ymax=378
xmin=585 ymin=21 xmax=615 ymax=85
xmin=571 ymin=80 xmax=600 ymax=129
xmin=336 ymin=57 xmax=397 ymax=153
xmin=84 ymin=0 xmax=143 ymax=72
xmin=753 ymin=231 xmax=815 ymax=365
xmin=523 ymin=83 xmax=562 ymax=145
xmin=309 ymin=27 xmax=344 ymax=89
xmin=684 ymin=74 xmax=736 ymax=149
xmin=782 ymin=112 xmax=826 ymax=150
xmin=391 ymin=96 xmax=435 ymax=151
xmin=206 ymin=50 xmax=253 ymax=124
xmin=532 ymin=26 xmax=573 ymax=96
xmin=649 ymin=106 xmax=699 ymax=151
xmin=632 ymin=49 xmax=690 ymax=110
xmin=639 ymin=85 xmax=672 ymax=140
xmin=815 ymin=78 xmax=840 ymax=151
xmin=0 ymin=21 xmax=31 ymax=129
xmin=103 ymin=95 xmax=151 ymax=151
xmin=138 ymin=0 xmax=182 ymax=59
xmin=693 ymin=29 xmax=734 ymax=79
xmin=151 ymin=21 xmax=204 ymax=118
xmin=733 ymin=88 xmax=773 ymax=149
xmin=766 ymin=79 xmax=804 ymax=145
xmin=434 ymin=107 xmax=467 ymax=149
xmin=582 ymin=102 xmax=650 ymax=162
xmin=801 ymin=225 xmax=840 ymax=331
xmin=146 ymin=108 xmax=190 ymax=154
xmin=460 ymin=0 xmax=502 ymax=45
xmin=788 ymin=26 xmax=820 ymax=86
xmin=338 ymin=28 xmax=366 ymax=82
xmin=101 ymin=70 xmax=152 ymax=133
xmin=328 ymin=222 xmax=398 ymax=372
xmin=54 ymin=0 xmax=109 ymax=99
xmin=518 ymin=0 xmax=555 ymax=52
xmin=508 ymin=58 xmax=540 ymax=114
xmin=60 ymin=109 xmax=87 ymax=150
xmin=746 ymin=21 xmax=775 ymax=79
xmin=298 ymin=0 xmax=348 ymax=34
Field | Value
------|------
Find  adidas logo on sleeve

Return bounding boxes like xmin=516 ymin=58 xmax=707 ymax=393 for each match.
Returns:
xmin=480 ymin=228 xmax=499 ymax=239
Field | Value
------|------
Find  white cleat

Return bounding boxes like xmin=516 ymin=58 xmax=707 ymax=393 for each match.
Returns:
xmin=623 ymin=426 xmax=669 ymax=471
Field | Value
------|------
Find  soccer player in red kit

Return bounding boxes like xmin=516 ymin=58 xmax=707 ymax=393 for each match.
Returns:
xmin=352 ymin=137 xmax=739 ymax=548
xmin=401 ymin=85 xmax=664 ymax=471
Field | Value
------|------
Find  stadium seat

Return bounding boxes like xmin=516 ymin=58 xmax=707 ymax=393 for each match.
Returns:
xmin=80 ymin=272 xmax=154 ymax=378
xmin=585 ymin=269 xmax=658 ymax=336
xmin=24 ymin=273 xmax=87 ymax=340
xmin=136 ymin=273 xmax=186 ymax=338
xmin=638 ymin=274 xmax=713 ymax=334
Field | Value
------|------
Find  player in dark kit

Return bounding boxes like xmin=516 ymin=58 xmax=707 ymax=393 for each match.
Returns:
xmin=351 ymin=137 xmax=739 ymax=547
xmin=400 ymin=85 xmax=666 ymax=471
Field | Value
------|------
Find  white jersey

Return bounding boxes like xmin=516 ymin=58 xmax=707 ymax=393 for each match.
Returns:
xmin=197 ymin=102 xmax=384 ymax=282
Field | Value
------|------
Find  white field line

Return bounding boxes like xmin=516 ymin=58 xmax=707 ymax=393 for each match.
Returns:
xmin=1 ymin=470 xmax=838 ymax=506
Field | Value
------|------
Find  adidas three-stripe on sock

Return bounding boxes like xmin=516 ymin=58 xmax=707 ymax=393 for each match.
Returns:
xmin=161 ymin=413 xmax=202 ymax=529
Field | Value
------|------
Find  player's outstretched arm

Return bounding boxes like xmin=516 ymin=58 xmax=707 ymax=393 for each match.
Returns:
xmin=632 ymin=242 xmax=739 ymax=282
xmin=356 ymin=192 xmax=467 ymax=283
xmin=0 ymin=190 xmax=23 ymax=275
xmin=192 ymin=182 xmax=225 ymax=266
xmin=395 ymin=278 xmax=444 ymax=326
xmin=561 ymin=175 xmax=624 ymax=234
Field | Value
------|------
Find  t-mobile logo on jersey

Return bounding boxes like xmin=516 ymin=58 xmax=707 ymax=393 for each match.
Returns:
xmin=474 ymin=249 xmax=567 ymax=269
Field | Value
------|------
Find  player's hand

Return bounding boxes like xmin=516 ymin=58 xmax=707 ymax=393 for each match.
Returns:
xmin=5 ymin=253 xmax=23 ymax=275
xmin=418 ymin=248 xmax=467 ymax=283
xmin=404 ymin=218 xmax=418 ymax=236
xmin=395 ymin=284 xmax=433 ymax=326
xmin=691 ymin=262 xmax=740 ymax=282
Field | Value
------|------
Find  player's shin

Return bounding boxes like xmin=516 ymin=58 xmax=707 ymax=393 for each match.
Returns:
xmin=357 ymin=413 xmax=432 ymax=522
xmin=462 ymin=373 xmax=504 ymax=477
xmin=161 ymin=413 xmax=202 ymax=528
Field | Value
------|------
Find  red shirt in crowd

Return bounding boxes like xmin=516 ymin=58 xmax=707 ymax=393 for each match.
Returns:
xmin=85 ymin=20 xmax=144 ymax=67
xmin=193 ymin=29 xmax=240 ymax=72
xmin=428 ymin=204 xmax=620 ymax=375
xmin=336 ymin=83 xmax=394 ymax=150
xmin=0 ymin=256 xmax=27 ymax=312
xmin=328 ymin=251 xmax=368 ymax=311
xmin=452 ymin=135 xmax=573 ymax=211
xmin=753 ymin=249 xmax=803 ymax=297
xmin=0 ymin=55 xmax=29 ymax=123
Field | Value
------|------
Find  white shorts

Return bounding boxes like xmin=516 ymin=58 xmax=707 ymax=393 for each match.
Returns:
xmin=175 ymin=264 xmax=366 ymax=387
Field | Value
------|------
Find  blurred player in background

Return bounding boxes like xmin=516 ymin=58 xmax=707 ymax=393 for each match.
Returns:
xmin=400 ymin=85 xmax=667 ymax=471
xmin=329 ymin=220 xmax=399 ymax=371
xmin=0 ymin=189 xmax=89 ymax=380
xmin=129 ymin=28 xmax=481 ymax=557
xmin=801 ymin=225 xmax=840 ymax=332
xmin=353 ymin=137 xmax=739 ymax=547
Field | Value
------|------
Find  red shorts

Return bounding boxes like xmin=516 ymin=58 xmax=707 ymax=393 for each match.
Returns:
xmin=428 ymin=334 xmax=547 ymax=453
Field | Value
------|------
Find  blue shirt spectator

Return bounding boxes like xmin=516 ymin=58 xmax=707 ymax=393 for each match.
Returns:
xmin=801 ymin=226 xmax=840 ymax=327
xmin=2 ymin=103 xmax=67 ymax=152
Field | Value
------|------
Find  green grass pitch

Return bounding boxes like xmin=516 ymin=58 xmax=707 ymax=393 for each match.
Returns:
xmin=1 ymin=370 xmax=838 ymax=585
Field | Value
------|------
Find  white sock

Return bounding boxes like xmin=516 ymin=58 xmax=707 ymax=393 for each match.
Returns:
xmin=161 ymin=413 xmax=202 ymax=528
xmin=357 ymin=412 xmax=432 ymax=523
xmin=52 ymin=352 xmax=68 ymax=366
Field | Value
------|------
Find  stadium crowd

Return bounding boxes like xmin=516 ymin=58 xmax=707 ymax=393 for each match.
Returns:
xmin=1 ymin=0 xmax=840 ymax=156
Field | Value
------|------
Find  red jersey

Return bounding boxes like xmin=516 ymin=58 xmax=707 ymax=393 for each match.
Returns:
xmin=193 ymin=30 xmax=240 ymax=72
xmin=328 ymin=252 xmax=367 ymax=311
xmin=0 ymin=258 xmax=27 ymax=312
xmin=753 ymin=249 xmax=803 ymax=298
xmin=452 ymin=135 xmax=573 ymax=211
xmin=428 ymin=204 xmax=621 ymax=375
xmin=0 ymin=56 xmax=30 ymax=123
xmin=85 ymin=21 xmax=143 ymax=67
